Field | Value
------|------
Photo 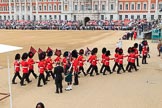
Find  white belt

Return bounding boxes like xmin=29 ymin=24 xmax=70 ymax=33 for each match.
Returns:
xmin=39 ymin=67 xmax=44 ymax=68
xmin=22 ymin=67 xmax=28 ymax=68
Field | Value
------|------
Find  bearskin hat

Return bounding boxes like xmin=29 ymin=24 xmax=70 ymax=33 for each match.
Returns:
xmin=55 ymin=49 xmax=62 ymax=56
xmin=102 ymin=47 xmax=107 ymax=54
xmin=79 ymin=49 xmax=84 ymax=55
xmin=63 ymin=51 xmax=69 ymax=57
xmin=72 ymin=50 xmax=78 ymax=58
xmin=127 ymin=47 xmax=132 ymax=53
xmin=105 ymin=50 xmax=111 ymax=56
xmin=142 ymin=40 xmax=148 ymax=46
xmin=115 ymin=47 xmax=119 ymax=53
xmin=47 ymin=50 xmax=53 ymax=57
xmin=28 ymin=51 xmax=34 ymax=58
xmin=15 ymin=53 xmax=20 ymax=60
xmin=118 ymin=48 xmax=123 ymax=54
xmin=22 ymin=52 xmax=28 ymax=60
xmin=134 ymin=43 xmax=138 ymax=48
xmin=39 ymin=52 xmax=46 ymax=61
xmin=91 ymin=48 xmax=98 ymax=55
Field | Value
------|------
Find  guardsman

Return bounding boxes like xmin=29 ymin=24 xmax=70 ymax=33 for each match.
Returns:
xmin=103 ymin=50 xmax=113 ymax=75
xmin=46 ymin=50 xmax=54 ymax=81
xmin=128 ymin=47 xmax=139 ymax=72
xmin=126 ymin=47 xmax=132 ymax=71
xmin=112 ymin=48 xmax=119 ymax=72
xmin=117 ymin=48 xmax=126 ymax=74
xmin=100 ymin=47 xmax=106 ymax=73
xmin=134 ymin=43 xmax=140 ymax=67
xmin=54 ymin=49 xmax=62 ymax=64
xmin=20 ymin=53 xmax=31 ymax=86
xmin=78 ymin=49 xmax=87 ymax=76
xmin=142 ymin=42 xmax=148 ymax=64
xmin=89 ymin=48 xmax=99 ymax=76
xmin=12 ymin=53 xmax=22 ymax=84
xmin=28 ymin=51 xmax=38 ymax=79
xmin=37 ymin=52 xmax=47 ymax=87
xmin=86 ymin=52 xmax=93 ymax=74
xmin=71 ymin=50 xmax=79 ymax=85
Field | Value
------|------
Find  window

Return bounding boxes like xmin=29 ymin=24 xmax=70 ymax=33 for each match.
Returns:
xmin=74 ymin=15 xmax=76 ymax=21
xmin=94 ymin=5 xmax=98 ymax=11
xmin=143 ymin=4 xmax=147 ymax=10
xmin=11 ymin=6 xmax=14 ymax=11
xmin=59 ymin=15 xmax=61 ymax=20
xmin=81 ymin=5 xmax=84 ymax=10
xmin=65 ymin=5 xmax=68 ymax=11
xmin=33 ymin=15 xmax=36 ymax=21
xmin=101 ymin=15 xmax=104 ymax=20
xmin=22 ymin=15 xmax=24 ymax=20
xmin=137 ymin=4 xmax=140 ymax=10
xmin=39 ymin=6 xmax=42 ymax=11
xmin=33 ymin=6 xmax=36 ymax=11
xmin=159 ymin=4 xmax=162 ymax=9
xmin=22 ymin=6 xmax=25 ymax=11
xmin=111 ymin=4 xmax=114 ymax=10
xmin=125 ymin=4 xmax=128 ymax=10
xmin=28 ymin=15 xmax=30 ymax=20
xmin=39 ymin=15 xmax=42 ymax=20
xmin=65 ymin=15 xmax=67 ymax=20
xmin=119 ymin=4 xmax=122 ymax=10
xmin=151 ymin=15 xmax=154 ymax=20
xmin=131 ymin=4 xmax=134 ymax=10
xmin=137 ymin=15 xmax=140 ymax=19
xmin=49 ymin=15 xmax=52 ymax=20
xmin=44 ymin=5 xmax=47 ymax=11
xmin=158 ymin=15 xmax=161 ymax=19
xmin=125 ymin=15 xmax=128 ymax=19
xmin=119 ymin=15 xmax=122 ymax=20
xmin=54 ymin=15 xmax=57 ymax=20
xmin=48 ymin=5 xmax=52 ymax=11
xmin=151 ymin=4 xmax=155 ymax=9
xmin=143 ymin=15 xmax=146 ymax=19
xmin=74 ymin=5 xmax=77 ymax=11
xmin=27 ymin=6 xmax=30 ymax=11
xmin=110 ymin=15 xmax=113 ymax=20
xmin=131 ymin=15 xmax=134 ymax=19
xmin=44 ymin=15 xmax=47 ymax=20
xmin=54 ymin=5 xmax=57 ymax=11
xmin=59 ymin=5 xmax=61 ymax=11
xmin=17 ymin=15 xmax=19 ymax=20
xmin=102 ymin=5 xmax=105 ymax=11
xmin=16 ymin=6 xmax=19 ymax=11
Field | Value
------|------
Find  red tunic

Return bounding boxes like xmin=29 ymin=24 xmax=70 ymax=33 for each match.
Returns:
xmin=129 ymin=53 xmax=135 ymax=63
xmin=72 ymin=58 xmax=79 ymax=72
xmin=104 ymin=56 xmax=110 ymax=66
xmin=133 ymin=31 xmax=137 ymax=40
xmin=14 ymin=60 xmax=20 ymax=72
xmin=91 ymin=55 xmax=98 ymax=66
xmin=118 ymin=55 xmax=124 ymax=64
xmin=78 ymin=55 xmax=86 ymax=67
xmin=101 ymin=54 xmax=106 ymax=63
xmin=54 ymin=56 xmax=61 ymax=63
xmin=142 ymin=47 xmax=147 ymax=56
xmin=127 ymin=54 xmax=131 ymax=62
xmin=87 ymin=55 xmax=93 ymax=63
xmin=62 ymin=57 xmax=67 ymax=69
xmin=38 ymin=60 xmax=46 ymax=74
xmin=46 ymin=57 xmax=53 ymax=70
xmin=114 ymin=53 xmax=119 ymax=62
xmin=28 ymin=58 xmax=35 ymax=70
xmin=21 ymin=60 xmax=29 ymax=73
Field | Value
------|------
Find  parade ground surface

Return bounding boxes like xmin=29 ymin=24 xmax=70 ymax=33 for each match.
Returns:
xmin=0 ymin=30 xmax=162 ymax=108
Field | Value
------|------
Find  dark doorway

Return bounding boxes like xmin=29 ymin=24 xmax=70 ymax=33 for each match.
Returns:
xmin=84 ymin=17 xmax=90 ymax=26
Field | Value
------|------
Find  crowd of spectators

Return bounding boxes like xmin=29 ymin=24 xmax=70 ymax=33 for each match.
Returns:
xmin=0 ymin=18 xmax=159 ymax=31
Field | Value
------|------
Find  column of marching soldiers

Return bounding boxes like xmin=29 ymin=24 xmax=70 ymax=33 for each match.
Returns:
xmin=12 ymin=40 xmax=149 ymax=93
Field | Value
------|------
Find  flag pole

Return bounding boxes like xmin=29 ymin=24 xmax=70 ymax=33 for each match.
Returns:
xmin=7 ymin=55 xmax=13 ymax=108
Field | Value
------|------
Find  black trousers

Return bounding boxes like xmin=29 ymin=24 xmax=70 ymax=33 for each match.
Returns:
xmin=74 ymin=73 xmax=79 ymax=85
xmin=55 ymin=79 xmax=63 ymax=92
xmin=112 ymin=62 xmax=119 ymax=71
xmin=20 ymin=73 xmax=30 ymax=85
xmin=87 ymin=64 xmax=92 ymax=74
xmin=28 ymin=69 xmax=37 ymax=79
xmin=126 ymin=62 xmax=131 ymax=71
xmin=142 ymin=55 xmax=147 ymax=64
xmin=12 ymin=72 xmax=21 ymax=83
xmin=90 ymin=65 xmax=99 ymax=75
xmin=38 ymin=73 xmax=46 ymax=86
xmin=128 ymin=63 xmax=138 ymax=72
xmin=103 ymin=65 xmax=112 ymax=74
xmin=117 ymin=64 xmax=125 ymax=74
xmin=46 ymin=70 xmax=54 ymax=81
xmin=79 ymin=66 xmax=86 ymax=76
xmin=136 ymin=57 xmax=139 ymax=66
xmin=100 ymin=64 xmax=105 ymax=73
